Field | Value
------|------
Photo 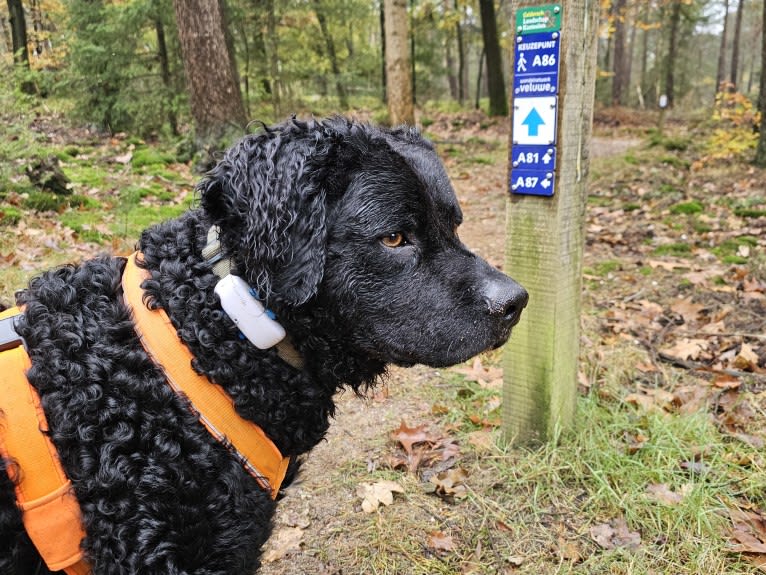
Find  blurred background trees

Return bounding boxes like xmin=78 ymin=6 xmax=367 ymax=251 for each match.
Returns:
xmin=2 ymin=0 xmax=766 ymax=153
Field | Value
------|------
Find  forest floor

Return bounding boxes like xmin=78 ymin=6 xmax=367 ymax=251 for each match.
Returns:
xmin=1 ymin=102 xmax=765 ymax=574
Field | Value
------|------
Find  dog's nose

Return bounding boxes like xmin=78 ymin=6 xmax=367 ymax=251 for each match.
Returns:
xmin=483 ymin=277 xmax=528 ymax=325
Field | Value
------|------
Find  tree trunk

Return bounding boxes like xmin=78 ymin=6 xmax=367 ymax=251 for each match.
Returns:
xmin=475 ymin=47 xmax=484 ymax=110
xmin=478 ymin=0 xmax=507 ymax=116
xmin=664 ymin=0 xmax=682 ymax=108
xmin=455 ymin=0 xmax=465 ymax=103
xmin=639 ymin=5 xmax=649 ymax=107
xmin=1 ymin=13 xmax=11 ymax=55
xmin=173 ymin=0 xmax=247 ymax=151
xmin=314 ymin=0 xmax=349 ymax=109
xmin=611 ymin=0 xmax=627 ymax=106
xmin=252 ymin=0 xmax=271 ymax=97
xmin=384 ymin=0 xmax=414 ymax=125
xmin=7 ymin=0 xmax=29 ymax=67
xmin=380 ymin=3 xmax=387 ymax=103
xmin=155 ymin=15 xmax=178 ymax=136
xmin=624 ymin=4 xmax=637 ymax=106
xmin=445 ymin=30 xmax=458 ymax=100
xmin=29 ymin=0 xmax=42 ymax=56
xmin=410 ymin=0 xmax=416 ymax=105
xmin=754 ymin=0 xmax=766 ymax=165
xmin=266 ymin=0 xmax=282 ymax=117
xmin=730 ymin=0 xmax=744 ymax=91
xmin=716 ymin=0 xmax=730 ymax=95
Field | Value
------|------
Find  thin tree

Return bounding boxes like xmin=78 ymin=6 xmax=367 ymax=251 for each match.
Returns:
xmin=384 ymin=0 xmax=414 ymax=125
xmin=455 ymin=0 xmax=465 ymax=103
xmin=611 ymin=0 xmax=628 ymax=106
xmin=754 ymin=0 xmax=766 ymax=165
xmin=664 ymin=0 xmax=682 ymax=107
xmin=173 ymin=0 xmax=247 ymax=152
xmin=266 ymin=0 xmax=282 ymax=117
xmin=716 ymin=0 xmax=730 ymax=95
xmin=314 ymin=0 xmax=349 ymax=109
xmin=729 ymin=0 xmax=744 ymax=91
xmin=478 ymin=0 xmax=506 ymax=116
xmin=7 ymin=0 xmax=30 ymax=68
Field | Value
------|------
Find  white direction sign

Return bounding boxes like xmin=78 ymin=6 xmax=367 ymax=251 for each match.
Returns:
xmin=512 ymin=96 xmax=557 ymax=146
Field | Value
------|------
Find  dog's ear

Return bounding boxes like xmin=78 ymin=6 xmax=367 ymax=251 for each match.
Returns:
xmin=198 ymin=122 xmax=336 ymax=306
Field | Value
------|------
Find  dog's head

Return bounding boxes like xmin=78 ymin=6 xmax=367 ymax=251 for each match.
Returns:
xmin=199 ymin=117 xmax=527 ymax=368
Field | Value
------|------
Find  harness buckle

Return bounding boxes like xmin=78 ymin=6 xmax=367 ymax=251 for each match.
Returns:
xmin=0 ymin=313 xmax=25 ymax=353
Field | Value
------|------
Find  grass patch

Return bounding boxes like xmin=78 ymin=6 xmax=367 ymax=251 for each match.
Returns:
xmin=734 ymin=207 xmax=766 ymax=218
xmin=131 ymin=147 xmax=175 ymax=168
xmin=711 ymin=236 xmax=759 ymax=264
xmin=64 ymin=163 xmax=110 ymax=190
xmin=653 ymin=243 xmax=692 ymax=257
xmin=0 ymin=206 xmax=22 ymax=226
xmin=470 ymin=395 xmax=765 ymax=574
xmin=670 ymin=200 xmax=704 ymax=215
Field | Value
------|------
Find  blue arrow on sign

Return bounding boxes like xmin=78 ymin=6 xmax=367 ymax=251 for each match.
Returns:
xmin=522 ymin=107 xmax=545 ymax=136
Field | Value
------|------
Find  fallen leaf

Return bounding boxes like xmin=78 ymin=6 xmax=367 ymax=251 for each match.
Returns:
xmin=646 ymin=483 xmax=692 ymax=505
xmin=262 ymin=526 xmax=304 ymax=562
xmin=590 ymin=517 xmax=641 ymax=550
xmin=450 ymin=357 xmax=502 ymax=385
xmin=728 ymin=506 xmax=766 ymax=554
xmin=670 ymin=298 xmax=705 ymax=324
xmin=714 ymin=374 xmax=741 ymax=389
xmin=660 ymin=338 xmax=708 ymax=361
xmin=555 ymin=536 xmax=582 ymax=562
xmin=391 ymin=421 xmax=430 ymax=454
xmin=430 ymin=467 xmax=469 ymax=500
xmin=733 ymin=343 xmax=759 ymax=371
xmin=427 ymin=531 xmax=456 ymax=553
xmin=357 ymin=480 xmax=404 ymax=513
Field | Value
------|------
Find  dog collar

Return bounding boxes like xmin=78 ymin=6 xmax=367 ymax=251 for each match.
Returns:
xmin=201 ymin=226 xmax=304 ymax=370
xmin=123 ymin=253 xmax=291 ymax=498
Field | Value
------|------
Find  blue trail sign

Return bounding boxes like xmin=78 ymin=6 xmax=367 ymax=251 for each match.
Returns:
xmin=510 ymin=4 xmax=562 ymax=197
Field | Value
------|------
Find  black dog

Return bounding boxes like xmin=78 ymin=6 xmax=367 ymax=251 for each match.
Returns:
xmin=0 ymin=117 xmax=527 ymax=574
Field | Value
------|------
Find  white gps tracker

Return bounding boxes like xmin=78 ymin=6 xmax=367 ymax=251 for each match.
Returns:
xmin=214 ymin=274 xmax=286 ymax=350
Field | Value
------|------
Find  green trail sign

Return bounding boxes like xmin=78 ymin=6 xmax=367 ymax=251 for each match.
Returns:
xmin=515 ymin=4 xmax=562 ymax=35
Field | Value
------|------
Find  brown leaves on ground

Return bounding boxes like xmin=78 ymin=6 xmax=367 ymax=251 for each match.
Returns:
xmin=356 ymin=480 xmax=405 ymax=513
xmin=387 ymin=420 xmax=461 ymax=475
xmin=728 ymin=505 xmax=766 ymax=572
xmin=590 ymin=517 xmax=642 ymax=550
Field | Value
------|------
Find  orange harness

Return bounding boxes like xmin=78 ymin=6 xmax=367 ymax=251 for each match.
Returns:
xmin=0 ymin=253 xmax=290 ymax=573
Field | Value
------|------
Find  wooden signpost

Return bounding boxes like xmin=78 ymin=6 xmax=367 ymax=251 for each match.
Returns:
xmin=503 ymin=1 xmax=599 ymax=444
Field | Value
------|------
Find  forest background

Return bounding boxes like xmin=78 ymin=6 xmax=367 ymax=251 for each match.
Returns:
xmin=2 ymin=1 xmax=766 ymax=574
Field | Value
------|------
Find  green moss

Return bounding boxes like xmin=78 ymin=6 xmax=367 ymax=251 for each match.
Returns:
xmin=131 ymin=147 xmax=174 ymax=168
xmin=623 ymin=203 xmax=640 ymax=212
xmin=661 ymin=155 xmax=691 ymax=169
xmin=0 ymin=206 xmax=22 ymax=226
xmin=670 ymin=201 xmax=704 ymax=215
xmin=653 ymin=243 xmax=692 ymax=257
xmin=722 ymin=255 xmax=748 ymax=265
xmin=22 ymin=192 xmax=67 ymax=212
xmin=595 ymin=260 xmax=621 ymax=276
xmin=734 ymin=207 xmax=766 ymax=218
xmin=64 ymin=164 xmax=109 ymax=189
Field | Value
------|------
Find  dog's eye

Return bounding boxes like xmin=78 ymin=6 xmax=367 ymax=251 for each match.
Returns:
xmin=381 ymin=232 xmax=407 ymax=248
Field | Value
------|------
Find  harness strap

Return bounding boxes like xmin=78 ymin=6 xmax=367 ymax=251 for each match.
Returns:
xmin=0 ymin=307 xmax=90 ymax=575
xmin=122 ymin=253 xmax=290 ymax=498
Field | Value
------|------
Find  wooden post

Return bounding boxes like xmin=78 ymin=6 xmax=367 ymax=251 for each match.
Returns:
xmin=503 ymin=0 xmax=599 ymax=444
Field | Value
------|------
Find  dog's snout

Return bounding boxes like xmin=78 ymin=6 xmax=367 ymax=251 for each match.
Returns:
xmin=483 ymin=277 xmax=528 ymax=324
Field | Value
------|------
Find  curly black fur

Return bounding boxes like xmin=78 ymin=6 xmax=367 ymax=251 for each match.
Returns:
xmin=0 ymin=117 xmax=527 ymax=574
